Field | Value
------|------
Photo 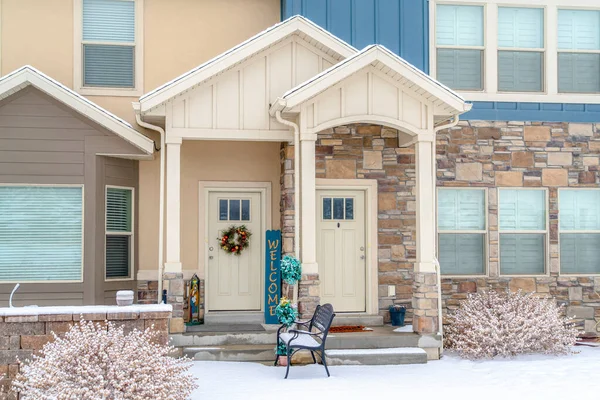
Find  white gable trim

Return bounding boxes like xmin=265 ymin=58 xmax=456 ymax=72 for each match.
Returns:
xmin=138 ymin=16 xmax=357 ymax=113
xmin=0 ymin=66 xmax=154 ymax=157
xmin=272 ymin=45 xmax=471 ymax=117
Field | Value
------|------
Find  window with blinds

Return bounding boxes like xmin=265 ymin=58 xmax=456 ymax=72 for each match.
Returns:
xmin=437 ymin=189 xmax=486 ymax=275
xmin=499 ymin=189 xmax=547 ymax=275
xmin=559 ymin=190 xmax=600 ymax=274
xmin=82 ymin=0 xmax=135 ymax=88
xmin=106 ymin=187 xmax=133 ymax=279
xmin=558 ymin=10 xmax=600 ymax=93
xmin=435 ymin=5 xmax=484 ymax=91
xmin=0 ymin=186 xmax=83 ymax=282
xmin=498 ymin=7 xmax=545 ymax=92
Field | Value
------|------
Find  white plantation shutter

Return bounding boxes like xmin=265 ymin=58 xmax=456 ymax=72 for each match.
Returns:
xmin=560 ymin=234 xmax=600 ymax=274
xmin=438 ymin=189 xmax=485 ymax=230
xmin=499 ymin=190 xmax=545 ymax=230
xmin=435 ymin=5 xmax=484 ymax=90
xmin=559 ymin=190 xmax=600 ymax=231
xmin=498 ymin=7 xmax=544 ymax=92
xmin=500 ymin=234 xmax=545 ymax=274
xmin=558 ymin=10 xmax=600 ymax=93
xmin=106 ymin=187 xmax=133 ymax=279
xmin=0 ymin=186 xmax=83 ymax=281
xmin=82 ymin=0 xmax=135 ymax=88
xmin=438 ymin=234 xmax=485 ymax=275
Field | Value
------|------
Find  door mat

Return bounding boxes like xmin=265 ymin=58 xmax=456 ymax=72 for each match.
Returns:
xmin=329 ymin=325 xmax=371 ymax=333
xmin=186 ymin=324 xmax=265 ymax=333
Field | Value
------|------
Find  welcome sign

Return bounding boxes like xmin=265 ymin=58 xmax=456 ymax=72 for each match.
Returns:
xmin=264 ymin=230 xmax=281 ymax=324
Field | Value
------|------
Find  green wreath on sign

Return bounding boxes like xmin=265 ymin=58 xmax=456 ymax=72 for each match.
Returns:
xmin=218 ymin=225 xmax=252 ymax=256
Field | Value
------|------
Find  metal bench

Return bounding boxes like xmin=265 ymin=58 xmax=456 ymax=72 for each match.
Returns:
xmin=275 ymin=303 xmax=336 ymax=378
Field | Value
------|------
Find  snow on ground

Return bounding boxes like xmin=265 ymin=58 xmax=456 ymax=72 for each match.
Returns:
xmin=190 ymin=347 xmax=599 ymax=400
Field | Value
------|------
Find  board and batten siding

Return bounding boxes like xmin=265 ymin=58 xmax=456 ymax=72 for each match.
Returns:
xmin=168 ymin=36 xmax=338 ymax=134
xmin=0 ymin=87 xmax=141 ymax=306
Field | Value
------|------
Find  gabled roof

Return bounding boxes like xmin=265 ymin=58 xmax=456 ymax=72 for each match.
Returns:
xmin=271 ymin=45 xmax=472 ymax=119
xmin=138 ymin=15 xmax=358 ymax=113
xmin=0 ymin=66 xmax=154 ymax=157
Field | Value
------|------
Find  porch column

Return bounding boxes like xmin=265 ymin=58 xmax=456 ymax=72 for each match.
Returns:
xmin=298 ymin=133 xmax=319 ymax=318
xmin=164 ymin=136 xmax=184 ymax=333
xmin=413 ymin=134 xmax=440 ymax=337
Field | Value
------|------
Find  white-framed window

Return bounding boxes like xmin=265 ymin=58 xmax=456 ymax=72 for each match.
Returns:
xmin=499 ymin=189 xmax=547 ymax=275
xmin=74 ymin=0 xmax=143 ymax=96
xmin=435 ymin=4 xmax=485 ymax=91
xmin=559 ymin=189 xmax=600 ymax=275
xmin=105 ymin=186 xmax=134 ymax=280
xmin=0 ymin=185 xmax=84 ymax=282
xmin=498 ymin=7 xmax=545 ymax=92
xmin=437 ymin=188 xmax=487 ymax=275
xmin=558 ymin=9 xmax=600 ymax=93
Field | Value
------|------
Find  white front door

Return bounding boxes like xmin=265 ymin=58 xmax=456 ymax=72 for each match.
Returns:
xmin=207 ymin=191 xmax=262 ymax=311
xmin=317 ymin=190 xmax=366 ymax=312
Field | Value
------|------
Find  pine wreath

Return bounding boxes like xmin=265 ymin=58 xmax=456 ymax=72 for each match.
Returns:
xmin=218 ymin=225 xmax=252 ymax=255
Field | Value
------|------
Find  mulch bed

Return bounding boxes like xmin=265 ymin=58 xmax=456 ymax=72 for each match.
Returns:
xmin=329 ymin=325 xmax=369 ymax=333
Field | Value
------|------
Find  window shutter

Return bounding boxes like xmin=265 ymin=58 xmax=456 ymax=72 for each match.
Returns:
xmin=559 ymin=53 xmax=600 ymax=93
xmin=436 ymin=5 xmax=483 ymax=47
xmin=437 ymin=49 xmax=483 ymax=90
xmin=107 ymin=188 xmax=132 ymax=232
xmin=558 ymin=10 xmax=600 ymax=51
xmin=498 ymin=7 xmax=544 ymax=49
xmin=83 ymin=0 xmax=135 ymax=43
xmin=500 ymin=234 xmax=545 ymax=274
xmin=106 ymin=236 xmax=130 ymax=278
xmin=499 ymin=189 xmax=545 ymax=230
xmin=560 ymin=233 xmax=600 ymax=274
xmin=438 ymin=189 xmax=485 ymax=231
xmin=439 ymin=234 xmax=485 ymax=275
xmin=83 ymin=45 xmax=135 ymax=88
xmin=560 ymin=190 xmax=600 ymax=231
xmin=0 ymin=187 xmax=83 ymax=281
xmin=498 ymin=51 xmax=543 ymax=92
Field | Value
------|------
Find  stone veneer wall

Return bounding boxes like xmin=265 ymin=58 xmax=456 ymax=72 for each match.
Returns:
xmin=437 ymin=121 xmax=600 ymax=333
xmin=0 ymin=305 xmax=172 ymax=395
xmin=279 ymin=124 xmax=418 ymax=322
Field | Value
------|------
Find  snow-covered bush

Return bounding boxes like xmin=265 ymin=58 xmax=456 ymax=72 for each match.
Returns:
xmin=445 ymin=290 xmax=578 ymax=359
xmin=13 ymin=320 xmax=197 ymax=399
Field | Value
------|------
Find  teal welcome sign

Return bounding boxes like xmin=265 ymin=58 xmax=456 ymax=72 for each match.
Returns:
xmin=265 ymin=230 xmax=281 ymax=324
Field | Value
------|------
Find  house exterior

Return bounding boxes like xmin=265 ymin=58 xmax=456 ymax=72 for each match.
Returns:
xmin=0 ymin=0 xmax=599 ymax=359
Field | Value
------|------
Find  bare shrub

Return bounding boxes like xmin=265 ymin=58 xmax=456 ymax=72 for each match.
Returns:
xmin=445 ymin=290 xmax=578 ymax=360
xmin=13 ymin=320 xmax=197 ymax=399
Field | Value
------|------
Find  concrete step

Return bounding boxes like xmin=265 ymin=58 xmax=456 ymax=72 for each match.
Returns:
xmin=325 ymin=348 xmax=428 ymax=365
xmin=185 ymin=344 xmax=276 ymax=362
xmin=171 ymin=330 xmax=277 ymax=347
xmin=326 ymin=331 xmax=419 ymax=349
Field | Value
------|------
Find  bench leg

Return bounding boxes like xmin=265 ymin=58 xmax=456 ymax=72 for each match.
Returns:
xmin=311 ymin=351 xmax=317 ymax=364
xmin=321 ymin=350 xmax=330 ymax=377
xmin=284 ymin=349 xmax=292 ymax=379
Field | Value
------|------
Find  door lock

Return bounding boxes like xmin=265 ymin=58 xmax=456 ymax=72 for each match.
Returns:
xmin=209 ymin=256 xmax=214 ymax=260
xmin=209 ymin=247 xmax=214 ymax=251
xmin=360 ymin=255 xmax=365 ymax=260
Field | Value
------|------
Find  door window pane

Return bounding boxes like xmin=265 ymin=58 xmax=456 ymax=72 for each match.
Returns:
xmin=219 ymin=199 xmax=228 ymax=221
xmin=229 ymin=200 xmax=240 ymax=221
xmin=323 ymin=198 xmax=332 ymax=220
xmin=345 ymin=198 xmax=354 ymax=220
xmin=241 ymin=199 xmax=250 ymax=221
xmin=333 ymin=198 xmax=344 ymax=220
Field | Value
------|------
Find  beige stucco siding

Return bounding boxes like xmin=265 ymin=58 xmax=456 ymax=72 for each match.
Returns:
xmin=137 ymin=141 xmax=281 ymax=276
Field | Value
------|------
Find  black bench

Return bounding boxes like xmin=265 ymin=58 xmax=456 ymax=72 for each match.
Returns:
xmin=275 ymin=303 xmax=336 ymax=378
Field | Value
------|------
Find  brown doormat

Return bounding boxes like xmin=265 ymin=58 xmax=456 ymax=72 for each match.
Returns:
xmin=329 ymin=325 xmax=369 ymax=333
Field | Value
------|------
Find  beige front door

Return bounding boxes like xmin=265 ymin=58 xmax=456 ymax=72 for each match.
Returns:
xmin=317 ymin=190 xmax=366 ymax=312
xmin=207 ymin=191 xmax=262 ymax=311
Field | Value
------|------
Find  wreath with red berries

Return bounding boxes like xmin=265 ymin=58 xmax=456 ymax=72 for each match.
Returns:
xmin=218 ymin=225 xmax=252 ymax=255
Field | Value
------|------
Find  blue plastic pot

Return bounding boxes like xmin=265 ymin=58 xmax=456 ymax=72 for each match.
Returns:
xmin=389 ymin=307 xmax=406 ymax=326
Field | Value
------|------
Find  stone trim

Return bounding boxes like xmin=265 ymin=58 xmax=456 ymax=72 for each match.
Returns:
xmin=297 ymin=274 xmax=320 ymax=319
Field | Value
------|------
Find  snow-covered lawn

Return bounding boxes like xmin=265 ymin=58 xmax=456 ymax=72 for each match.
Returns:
xmin=190 ymin=347 xmax=599 ymax=399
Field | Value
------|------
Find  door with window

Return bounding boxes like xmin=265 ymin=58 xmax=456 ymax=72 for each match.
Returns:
xmin=207 ymin=191 xmax=262 ymax=311
xmin=317 ymin=190 xmax=366 ymax=312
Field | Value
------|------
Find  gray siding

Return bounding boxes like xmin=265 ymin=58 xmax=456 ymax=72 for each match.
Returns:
xmin=0 ymin=87 xmax=145 ymax=307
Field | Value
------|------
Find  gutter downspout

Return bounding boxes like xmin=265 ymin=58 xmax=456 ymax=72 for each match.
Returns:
xmin=432 ymin=114 xmax=460 ymax=353
xmin=275 ymin=110 xmax=300 ymax=304
xmin=135 ymin=112 xmax=166 ymax=305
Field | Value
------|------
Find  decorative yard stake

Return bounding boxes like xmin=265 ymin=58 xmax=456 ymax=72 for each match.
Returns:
xmin=264 ymin=230 xmax=281 ymax=324
xmin=188 ymin=274 xmax=201 ymax=325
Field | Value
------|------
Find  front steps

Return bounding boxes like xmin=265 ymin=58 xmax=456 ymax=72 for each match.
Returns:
xmin=173 ymin=325 xmax=433 ymax=365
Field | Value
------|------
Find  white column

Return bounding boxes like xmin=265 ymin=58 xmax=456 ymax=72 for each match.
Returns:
xmin=164 ymin=136 xmax=182 ymax=272
xmin=300 ymin=134 xmax=318 ymax=274
xmin=415 ymin=136 xmax=436 ymax=273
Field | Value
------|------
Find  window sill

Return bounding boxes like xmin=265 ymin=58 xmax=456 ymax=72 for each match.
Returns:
xmin=77 ymin=87 xmax=143 ymax=97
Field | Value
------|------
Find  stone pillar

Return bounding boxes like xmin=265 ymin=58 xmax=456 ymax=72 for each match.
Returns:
xmin=413 ymin=136 xmax=439 ymax=335
xmin=164 ymin=137 xmax=184 ymax=333
xmin=298 ymin=134 xmax=319 ymax=316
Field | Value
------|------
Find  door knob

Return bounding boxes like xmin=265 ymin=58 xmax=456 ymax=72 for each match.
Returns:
xmin=360 ymin=246 xmax=365 ymax=251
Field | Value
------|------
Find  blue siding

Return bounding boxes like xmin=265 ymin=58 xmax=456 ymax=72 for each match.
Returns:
xmin=281 ymin=0 xmax=429 ymax=73
xmin=465 ymin=102 xmax=600 ymax=122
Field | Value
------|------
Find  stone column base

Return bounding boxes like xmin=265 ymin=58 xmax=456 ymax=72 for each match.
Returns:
xmin=297 ymin=273 xmax=320 ymax=319
xmin=163 ymin=272 xmax=185 ymax=333
xmin=412 ymin=272 xmax=439 ymax=334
